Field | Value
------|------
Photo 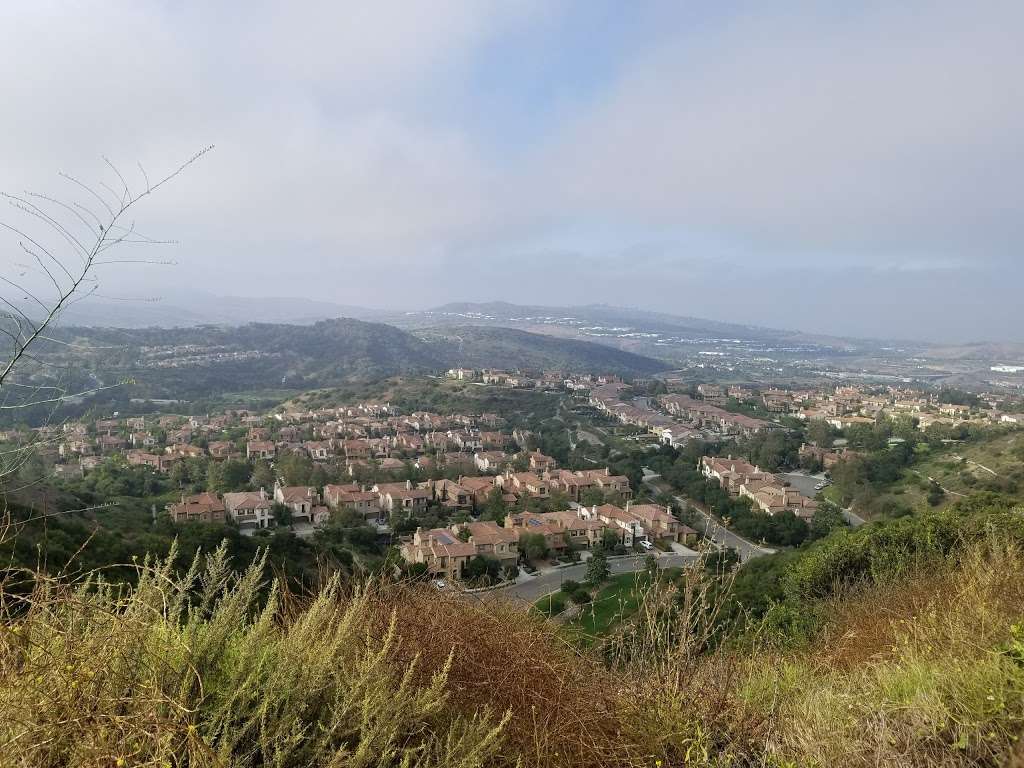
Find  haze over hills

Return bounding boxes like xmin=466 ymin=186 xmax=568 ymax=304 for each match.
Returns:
xmin=28 ymin=317 xmax=668 ymax=406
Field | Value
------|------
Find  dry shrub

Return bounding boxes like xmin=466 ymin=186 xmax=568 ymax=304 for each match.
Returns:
xmin=355 ymin=584 xmax=649 ymax=768
xmin=737 ymin=540 xmax=1024 ymax=768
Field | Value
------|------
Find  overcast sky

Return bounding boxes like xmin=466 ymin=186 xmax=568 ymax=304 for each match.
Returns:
xmin=1 ymin=1 xmax=1021 ymax=342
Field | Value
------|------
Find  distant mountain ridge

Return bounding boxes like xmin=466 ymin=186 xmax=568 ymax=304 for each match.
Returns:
xmin=40 ymin=317 xmax=667 ymax=402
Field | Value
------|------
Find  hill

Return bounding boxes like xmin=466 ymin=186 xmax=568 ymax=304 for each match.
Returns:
xmin=413 ymin=325 xmax=669 ymax=376
xmin=19 ymin=318 xmax=667 ymax=409
xmin=4 ymin=494 xmax=1024 ymax=766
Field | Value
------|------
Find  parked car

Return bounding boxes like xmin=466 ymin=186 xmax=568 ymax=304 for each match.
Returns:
xmin=432 ymin=579 xmax=447 ymax=590
xmin=639 ymin=540 xmax=654 ymax=550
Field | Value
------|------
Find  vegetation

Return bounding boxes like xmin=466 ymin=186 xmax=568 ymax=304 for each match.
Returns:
xmin=3 ymin=490 xmax=1024 ymax=765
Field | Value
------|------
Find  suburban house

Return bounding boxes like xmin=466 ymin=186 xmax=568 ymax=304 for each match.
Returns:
xmin=739 ymin=479 xmax=818 ymax=519
xmin=127 ymin=450 xmax=179 ymax=473
xmin=473 ymin=451 xmax=510 ymax=473
xmin=400 ymin=527 xmax=476 ymax=581
xmin=432 ymin=479 xmax=474 ymax=510
xmin=168 ymin=491 xmax=226 ymax=524
xmin=273 ymin=482 xmax=321 ymax=523
xmin=504 ymin=512 xmax=568 ymax=554
xmin=496 ymin=471 xmax=549 ymax=499
xmin=527 ymin=451 xmax=557 ymax=472
xmin=580 ymin=504 xmax=640 ymax=546
xmin=223 ymin=489 xmax=274 ymax=529
xmin=246 ymin=440 xmax=276 ymax=460
xmin=531 ymin=510 xmax=607 ymax=549
xmin=374 ymin=480 xmax=432 ymax=515
xmin=624 ymin=502 xmax=685 ymax=543
xmin=700 ymin=456 xmax=772 ymax=495
xmin=451 ymin=521 xmax=519 ymax=569
xmin=324 ymin=483 xmax=381 ymax=521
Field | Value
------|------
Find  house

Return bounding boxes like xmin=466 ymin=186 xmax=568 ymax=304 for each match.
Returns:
xmin=400 ymin=527 xmax=476 ymax=581
xmin=127 ymin=450 xmax=179 ymax=473
xmin=504 ymin=512 xmax=568 ymax=554
xmin=458 ymin=475 xmax=498 ymax=505
xmin=168 ymin=492 xmax=226 ymax=524
xmin=825 ymin=415 xmax=875 ymax=430
xmin=324 ymin=483 xmax=381 ymax=520
xmin=432 ymin=479 xmax=474 ymax=510
xmin=527 ymin=451 xmax=557 ymax=472
xmin=697 ymin=384 xmax=726 ymax=406
xmin=451 ymin=521 xmax=519 ymax=569
xmin=531 ymin=510 xmax=607 ymax=549
xmin=580 ymin=504 xmax=640 ymax=546
xmin=545 ymin=468 xmax=632 ymax=501
xmin=374 ymin=480 xmax=432 ymax=515
xmin=224 ymin=489 xmax=274 ymax=529
xmin=166 ymin=443 xmax=205 ymax=459
xmin=304 ymin=440 xmax=333 ymax=460
xmin=624 ymin=502 xmax=682 ymax=542
xmin=342 ymin=439 xmax=371 ymax=460
xmin=497 ymin=471 xmax=549 ymax=499
xmin=699 ymin=456 xmax=772 ymax=495
xmin=273 ymin=482 xmax=320 ymax=523
xmin=479 ymin=431 xmax=509 ymax=450
xmin=208 ymin=440 xmax=239 ymax=459
xmin=246 ymin=440 xmax=276 ymax=460
xmin=739 ymin=479 xmax=818 ymax=519
xmin=473 ymin=451 xmax=510 ymax=473
xmin=761 ymin=389 xmax=793 ymax=413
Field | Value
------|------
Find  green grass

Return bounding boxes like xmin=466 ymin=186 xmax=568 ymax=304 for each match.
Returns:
xmin=570 ymin=568 xmax=682 ymax=641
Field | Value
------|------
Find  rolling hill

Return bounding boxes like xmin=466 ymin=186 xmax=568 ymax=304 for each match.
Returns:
xmin=25 ymin=317 xmax=667 ymax=407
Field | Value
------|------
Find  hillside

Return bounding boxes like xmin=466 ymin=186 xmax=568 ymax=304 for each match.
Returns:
xmin=4 ymin=494 xmax=1024 ymax=767
xmin=22 ymin=318 xmax=666 ymax=407
xmin=413 ymin=325 xmax=669 ymax=375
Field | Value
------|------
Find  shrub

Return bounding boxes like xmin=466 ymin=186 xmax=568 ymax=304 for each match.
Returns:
xmin=569 ymin=587 xmax=593 ymax=605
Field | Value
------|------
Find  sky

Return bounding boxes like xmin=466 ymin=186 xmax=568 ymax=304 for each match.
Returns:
xmin=0 ymin=0 xmax=1021 ymax=342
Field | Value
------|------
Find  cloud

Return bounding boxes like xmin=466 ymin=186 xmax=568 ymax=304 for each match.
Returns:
xmin=0 ymin=0 xmax=1019 ymax=341
xmin=531 ymin=1 xmax=1024 ymax=265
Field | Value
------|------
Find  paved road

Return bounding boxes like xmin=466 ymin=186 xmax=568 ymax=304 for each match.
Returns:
xmin=684 ymin=501 xmax=776 ymax=562
xmin=497 ymin=552 xmax=697 ymax=603
xmin=641 ymin=474 xmax=774 ymax=562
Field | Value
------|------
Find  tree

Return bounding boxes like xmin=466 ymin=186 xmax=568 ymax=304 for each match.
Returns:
xmin=805 ymin=419 xmax=835 ymax=449
xmin=464 ymin=555 xmax=500 ymax=585
xmin=250 ymin=461 xmax=275 ymax=492
xmin=518 ymin=532 xmax=548 ymax=562
xmin=585 ymin=549 xmax=610 ymax=584
xmin=272 ymin=502 xmax=293 ymax=527
xmin=598 ymin=529 xmax=620 ymax=552
xmin=0 ymin=150 xmax=210 ymax=488
xmin=481 ymin=486 xmax=507 ymax=522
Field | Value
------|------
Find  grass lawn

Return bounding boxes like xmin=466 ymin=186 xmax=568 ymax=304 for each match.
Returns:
xmin=567 ymin=567 xmax=682 ymax=644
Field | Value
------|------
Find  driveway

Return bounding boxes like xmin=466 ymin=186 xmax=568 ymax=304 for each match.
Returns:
xmin=779 ymin=472 xmax=867 ymax=527
xmin=778 ymin=471 xmax=826 ymax=499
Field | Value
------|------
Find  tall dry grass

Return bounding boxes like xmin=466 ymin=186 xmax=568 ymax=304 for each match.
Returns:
xmin=2 ymin=533 xmax=1024 ymax=767
xmin=735 ymin=539 xmax=1024 ymax=767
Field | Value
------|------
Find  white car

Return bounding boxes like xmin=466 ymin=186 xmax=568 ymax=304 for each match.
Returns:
xmin=432 ymin=579 xmax=447 ymax=590
xmin=639 ymin=540 xmax=654 ymax=550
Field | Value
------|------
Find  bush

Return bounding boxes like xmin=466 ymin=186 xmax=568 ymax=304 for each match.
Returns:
xmin=569 ymin=587 xmax=592 ymax=605
xmin=560 ymin=579 xmax=581 ymax=594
